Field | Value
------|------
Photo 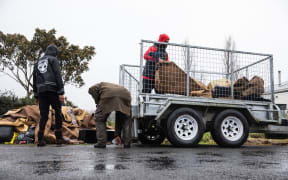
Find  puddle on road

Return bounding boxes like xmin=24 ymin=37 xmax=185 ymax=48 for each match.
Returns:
xmin=35 ymin=154 xmax=73 ymax=158
xmin=241 ymin=161 xmax=280 ymax=169
xmin=227 ymin=175 xmax=251 ymax=179
xmin=94 ymin=164 xmax=128 ymax=171
xmin=196 ymin=152 xmax=225 ymax=164
xmin=115 ymin=152 xmax=132 ymax=162
xmin=198 ymin=159 xmax=224 ymax=163
xmin=241 ymin=150 xmax=275 ymax=157
xmin=197 ymin=152 xmax=223 ymax=157
xmin=145 ymin=156 xmax=176 ymax=170
xmin=19 ymin=160 xmax=78 ymax=175
xmin=149 ymin=151 xmax=169 ymax=155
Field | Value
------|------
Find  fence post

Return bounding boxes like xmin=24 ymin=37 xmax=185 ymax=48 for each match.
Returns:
xmin=129 ymin=76 xmax=132 ymax=93
xmin=186 ymin=46 xmax=190 ymax=96
xmin=230 ymin=51 xmax=234 ymax=99
xmin=139 ymin=41 xmax=144 ymax=94
xmin=246 ymin=68 xmax=249 ymax=79
xmin=121 ymin=66 xmax=125 ymax=87
xmin=270 ymin=56 xmax=275 ymax=104
xmin=119 ymin=65 xmax=123 ymax=85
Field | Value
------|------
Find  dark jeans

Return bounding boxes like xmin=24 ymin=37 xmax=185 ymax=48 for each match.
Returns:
xmin=142 ymin=78 xmax=155 ymax=93
xmin=142 ymin=78 xmax=162 ymax=94
xmin=38 ymin=92 xmax=63 ymax=132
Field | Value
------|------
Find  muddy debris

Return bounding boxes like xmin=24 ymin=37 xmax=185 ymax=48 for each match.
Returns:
xmin=245 ymin=138 xmax=288 ymax=146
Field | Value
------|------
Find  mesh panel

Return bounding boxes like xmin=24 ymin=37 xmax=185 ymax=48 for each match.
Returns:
xmin=119 ymin=65 xmax=140 ymax=105
xmin=120 ymin=40 xmax=273 ymax=104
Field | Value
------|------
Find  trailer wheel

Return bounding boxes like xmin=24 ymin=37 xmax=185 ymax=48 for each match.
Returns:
xmin=138 ymin=122 xmax=166 ymax=145
xmin=211 ymin=109 xmax=249 ymax=147
xmin=166 ymin=107 xmax=204 ymax=147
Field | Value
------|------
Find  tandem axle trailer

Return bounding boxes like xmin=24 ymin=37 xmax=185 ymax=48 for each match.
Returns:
xmin=120 ymin=40 xmax=288 ymax=147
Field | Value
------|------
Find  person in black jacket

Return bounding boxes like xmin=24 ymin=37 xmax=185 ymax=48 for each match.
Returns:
xmin=142 ymin=34 xmax=170 ymax=93
xmin=33 ymin=45 xmax=67 ymax=146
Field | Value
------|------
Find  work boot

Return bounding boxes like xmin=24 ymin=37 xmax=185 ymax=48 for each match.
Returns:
xmin=55 ymin=129 xmax=69 ymax=145
xmin=56 ymin=138 xmax=70 ymax=145
xmin=94 ymin=143 xmax=106 ymax=148
xmin=37 ymin=130 xmax=46 ymax=147
xmin=37 ymin=140 xmax=46 ymax=147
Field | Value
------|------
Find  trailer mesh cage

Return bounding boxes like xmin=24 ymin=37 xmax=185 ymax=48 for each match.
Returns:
xmin=120 ymin=40 xmax=274 ymax=105
xmin=119 ymin=64 xmax=140 ymax=105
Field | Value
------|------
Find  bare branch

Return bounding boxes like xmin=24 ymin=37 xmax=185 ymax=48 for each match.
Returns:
xmin=12 ymin=68 xmax=27 ymax=89
xmin=27 ymin=73 xmax=33 ymax=88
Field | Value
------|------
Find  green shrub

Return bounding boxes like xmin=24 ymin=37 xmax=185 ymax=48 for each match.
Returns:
xmin=199 ymin=132 xmax=216 ymax=145
xmin=0 ymin=90 xmax=34 ymax=115
xmin=0 ymin=90 xmax=78 ymax=116
xmin=249 ymin=133 xmax=265 ymax=138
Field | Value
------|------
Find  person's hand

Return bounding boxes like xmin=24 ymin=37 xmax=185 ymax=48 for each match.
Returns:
xmin=59 ymin=95 xmax=65 ymax=103
xmin=34 ymin=99 xmax=38 ymax=105
xmin=159 ymin=59 xmax=165 ymax=63
xmin=113 ymin=136 xmax=122 ymax=145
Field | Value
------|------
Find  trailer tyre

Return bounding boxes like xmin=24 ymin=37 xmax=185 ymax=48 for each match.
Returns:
xmin=211 ymin=109 xmax=249 ymax=148
xmin=138 ymin=123 xmax=166 ymax=145
xmin=167 ymin=107 xmax=204 ymax=147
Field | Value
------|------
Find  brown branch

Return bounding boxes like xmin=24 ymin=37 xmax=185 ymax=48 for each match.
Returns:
xmin=17 ymin=63 xmax=29 ymax=83
xmin=28 ymin=62 xmax=34 ymax=78
xmin=11 ymin=68 xmax=27 ymax=89
xmin=28 ymin=72 xmax=33 ymax=87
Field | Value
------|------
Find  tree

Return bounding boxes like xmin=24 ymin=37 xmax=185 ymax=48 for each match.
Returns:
xmin=223 ymin=36 xmax=239 ymax=81
xmin=63 ymin=97 xmax=78 ymax=108
xmin=0 ymin=28 xmax=96 ymax=98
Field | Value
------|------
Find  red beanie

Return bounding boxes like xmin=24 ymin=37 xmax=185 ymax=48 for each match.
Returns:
xmin=158 ymin=34 xmax=170 ymax=42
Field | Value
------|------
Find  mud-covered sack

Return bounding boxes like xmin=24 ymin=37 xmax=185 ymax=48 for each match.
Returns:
xmin=242 ymin=76 xmax=264 ymax=97
xmin=233 ymin=77 xmax=249 ymax=99
xmin=155 ymin=61 xmax=207 ymax=95
xmin=208 ymin=79 xmax=231 ymax=90
xmin=233 ymin=76 xmax=264 ymax=98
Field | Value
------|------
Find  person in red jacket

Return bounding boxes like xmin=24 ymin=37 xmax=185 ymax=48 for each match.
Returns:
xmin=142 ymin=34 xmax=170 ymax=93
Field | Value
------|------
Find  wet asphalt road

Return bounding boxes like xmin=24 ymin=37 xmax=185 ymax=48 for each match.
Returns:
xmin=1 ymin=144 xmax=288 ymax=180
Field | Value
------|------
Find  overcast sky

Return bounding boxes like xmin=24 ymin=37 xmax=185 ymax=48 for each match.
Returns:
xmin=0 ymin=0 xmax=288 ymax=111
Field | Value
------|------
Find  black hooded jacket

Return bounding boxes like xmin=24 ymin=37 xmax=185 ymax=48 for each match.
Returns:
xmin=33 ymin=45 xmax=64 ymax=98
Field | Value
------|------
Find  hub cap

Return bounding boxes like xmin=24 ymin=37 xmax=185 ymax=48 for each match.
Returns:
xmin=221 ymin=116 xmax=243 ymax=141
xmin=174 ymin=115 xmax=198 ymax=140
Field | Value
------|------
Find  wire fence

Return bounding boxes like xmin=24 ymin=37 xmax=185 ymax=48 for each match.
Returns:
xmin=119 ymin=65 xmax=140 ymax=105
xmin=120 ymin=40 xmax=273 ymax=105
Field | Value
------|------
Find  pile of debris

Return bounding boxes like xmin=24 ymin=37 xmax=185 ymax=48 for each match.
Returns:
xmin=0 ymin=105 xmax=113 ymax=144
xmin=155 ymin=61 xmax=266 ymax=101
xmin=245 ymin=138 xmax=288 ymax=146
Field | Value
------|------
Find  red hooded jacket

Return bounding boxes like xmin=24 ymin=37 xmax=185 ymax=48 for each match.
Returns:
xmin=143 ymin=34 xmax=170 ymax=80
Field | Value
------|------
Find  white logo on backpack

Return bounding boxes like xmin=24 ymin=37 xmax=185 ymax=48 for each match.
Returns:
xmin=38 ymin=58 xmax=48 ymax=73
